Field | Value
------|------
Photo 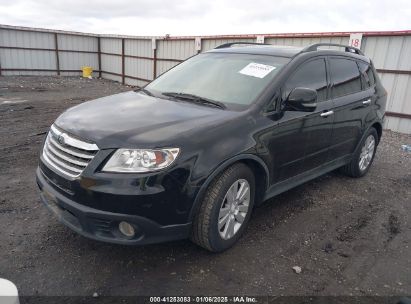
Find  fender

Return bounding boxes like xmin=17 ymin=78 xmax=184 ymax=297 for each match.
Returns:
xmin=353 ymin=119 xmax=383 ymax=155
xmin=188 ymin=153 xmax=270 ymax=222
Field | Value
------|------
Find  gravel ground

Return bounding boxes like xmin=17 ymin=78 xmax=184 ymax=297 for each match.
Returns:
xmin=0 ymin=76 xmax=410 ymax=297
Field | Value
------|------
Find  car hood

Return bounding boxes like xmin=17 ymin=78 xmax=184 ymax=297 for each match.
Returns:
xmin=55 ymin=91 xmax=237 ymax=149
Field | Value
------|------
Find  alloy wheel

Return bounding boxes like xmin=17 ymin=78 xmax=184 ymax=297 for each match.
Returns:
xmin=218 ymin=179 xmax=250 ymax=240
xmin=359 ymin=135 xmax=376 ymax=171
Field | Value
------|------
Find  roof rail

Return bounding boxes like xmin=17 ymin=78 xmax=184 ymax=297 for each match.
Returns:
xmin=214 ymin=42 xmax=271 ymax=49
xmin=301 ymin=43 xmax=364 ymax=55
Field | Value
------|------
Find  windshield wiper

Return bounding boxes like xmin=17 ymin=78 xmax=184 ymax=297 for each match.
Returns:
xmin=135 ymin=87 xmax=154 ymax=97
xmin=161 ymin=92 xmax=226 ymax=109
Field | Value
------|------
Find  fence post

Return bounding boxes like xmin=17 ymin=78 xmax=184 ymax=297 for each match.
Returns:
xmin=195 ymin=37 xmax=202 ymax=54
xmin=54 ymin=33 xmax=60 ymax=75
xmin=121 ymin=38 xmax=125 ymax=85
xmin=97 ymin=37 xmax=102 ymax=78
xmin=152 ymin=38 xmax=157 ymax=79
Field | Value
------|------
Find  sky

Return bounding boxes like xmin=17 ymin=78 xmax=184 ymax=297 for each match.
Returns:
xmin=0 ymin=0 xmax=410 ymax=36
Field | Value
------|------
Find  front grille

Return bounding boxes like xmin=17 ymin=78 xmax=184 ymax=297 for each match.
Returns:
xmin=42 ymin=125 xmax=99 ymax=178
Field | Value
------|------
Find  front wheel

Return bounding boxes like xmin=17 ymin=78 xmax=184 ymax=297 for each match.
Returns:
xmin=341 ymin=128 xmax=378 ymax=178
xmin=190 ymin=163 xmax=255 ymax=252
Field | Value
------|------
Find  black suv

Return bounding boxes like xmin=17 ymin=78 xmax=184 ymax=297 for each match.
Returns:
xmin=36 ymin=42 xmax=387 ymax=252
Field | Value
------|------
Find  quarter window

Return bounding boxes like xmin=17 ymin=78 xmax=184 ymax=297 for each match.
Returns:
xmin=366 ymin=64 xmax=375 ymax=86
xmin=329 ymin=58 xmax=362 ymax=98
xmin=357 ymin=61 xmax=375 ymax=89
xmin=284 ymin=59 xmax=328 ymax=102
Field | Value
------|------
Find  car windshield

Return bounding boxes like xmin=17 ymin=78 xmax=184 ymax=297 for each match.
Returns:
xmin=145 ymin=52 xmax=289 ymax=110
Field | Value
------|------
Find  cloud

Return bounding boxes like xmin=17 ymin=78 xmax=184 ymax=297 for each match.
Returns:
xmin=0 ymin=0 xmax=410 ymax=36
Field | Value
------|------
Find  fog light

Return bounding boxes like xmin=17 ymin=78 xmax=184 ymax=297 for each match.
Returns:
xmin=119 ymin=221 xmax=135 ymax=237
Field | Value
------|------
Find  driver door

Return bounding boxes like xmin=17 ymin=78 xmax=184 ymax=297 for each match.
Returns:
xmin=271 ymin=57 xmax=335 ymax=182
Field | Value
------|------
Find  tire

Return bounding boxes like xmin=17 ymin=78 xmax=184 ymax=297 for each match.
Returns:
xmin=190 ymin=163 xmax=255 ymax=252
xmin=340 ymin=127 xmax=378 ymax=178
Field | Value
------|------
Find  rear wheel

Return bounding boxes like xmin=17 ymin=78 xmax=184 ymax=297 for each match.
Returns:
xmin=190 ymin=163 xmax=255 ymax=252
xmin=340 ymin=128 xmax=378 ymax=178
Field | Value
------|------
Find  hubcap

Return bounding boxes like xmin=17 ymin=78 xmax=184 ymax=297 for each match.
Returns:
xmin=218 ymin=179 xmax=250 ymax=240
xmin=359 ymin=135 xmax=376 ymax=171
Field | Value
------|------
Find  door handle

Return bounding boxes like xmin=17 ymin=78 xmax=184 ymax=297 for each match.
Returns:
xmin=362 ymin=99 xmax=372 ymax=105
xmin=320 ymin=110 xmax=334 ymax=117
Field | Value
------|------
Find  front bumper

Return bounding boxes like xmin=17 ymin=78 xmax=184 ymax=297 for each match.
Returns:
xmin=36 ymin=167 xmax=191 ymax=245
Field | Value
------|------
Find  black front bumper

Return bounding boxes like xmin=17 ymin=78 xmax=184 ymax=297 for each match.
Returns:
xmin=36 ymin=167 xmax=191 ymax=245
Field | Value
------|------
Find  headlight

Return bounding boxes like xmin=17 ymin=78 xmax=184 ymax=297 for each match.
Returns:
xmin=102 ymin=148 xmax=180 ymax=173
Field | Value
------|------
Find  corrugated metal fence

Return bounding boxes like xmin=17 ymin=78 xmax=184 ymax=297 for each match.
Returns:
xmin=0 ymin=25 xmax=410 ymax=134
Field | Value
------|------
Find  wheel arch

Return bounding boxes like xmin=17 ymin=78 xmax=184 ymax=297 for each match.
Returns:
xmin=188 ymin=154 xmax=269 ymax=222
xmin=354 ymin=120 xmax=383 ymax=154
xmin=371 ymin=121 xmax=383 ymax=143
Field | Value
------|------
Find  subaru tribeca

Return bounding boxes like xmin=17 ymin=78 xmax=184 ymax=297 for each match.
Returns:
xmin=36 ymin=42 xmax=386 ymax=252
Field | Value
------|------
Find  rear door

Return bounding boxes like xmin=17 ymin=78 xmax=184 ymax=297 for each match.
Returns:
xmin=327 ymin=57 xmax=375 ymax=161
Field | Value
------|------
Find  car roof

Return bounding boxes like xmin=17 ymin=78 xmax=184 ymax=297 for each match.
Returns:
xmin=207 ymin=44 xmax=370 ymax=62
xmin=207 ymin=45 xmax=304 ymax=58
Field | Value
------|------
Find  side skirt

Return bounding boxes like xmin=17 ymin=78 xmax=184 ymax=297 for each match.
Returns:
xmin=262 ymin=155 xmax=352 ymax=202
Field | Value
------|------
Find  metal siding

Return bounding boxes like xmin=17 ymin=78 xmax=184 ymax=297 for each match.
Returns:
xmin=0 ymin=48 xmax=56 ymax=71
xmin=97 ymin=37 xmax=123 ymax=82
xmin=397 ymin=117 xmax=411 ymax=134
xmin=101 ymin=54 xmax=121 ymax=73
xmin=1 ymin=70 xmax=56 ymax=76
xmin=385 ymin=116 xmax=411 ymax=134
xmin=361 ymin=36 xmax=411 ymax=69
xmin=101 ymin=72 xmax=121 ymax=82
xmin=0 ymin=28 xmax=56 ymax=75
xmin=0 ymin=28 xmax=54 ymax=48
xmin=125 ymin=39 xmax=152 ymax=57
xmin=124 ymin=57 xmax=152 ymax=82
xmin=124 ymin=78 xmax=138 ymax=87
xmin=381 ymin=74 xmax=411 ymax=114
xmin=362 ymin=35 xmax=411 ymax=133
xmin=100 ymin=37 xmax=122 ymax=54
xmin=124 ymin=78 xmax=149 ymax=88
xmin=156 ymin=60 xmax=178 ymax=77
xmin=157 ymin=40 xmax=196 ymax=60
xmin=57 ymin=33 xmax=99 ymax=74
xmin=59 ymin=52 xmax=98 ymax=71
xmin=380 ymin=73 xmax=396 ymax=111
xmin=58 ymin=34 xmax=98 ymax=52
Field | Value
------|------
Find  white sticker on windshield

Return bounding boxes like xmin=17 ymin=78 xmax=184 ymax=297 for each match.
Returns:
xmin=239 ymin=62 xmax=276 ymax=78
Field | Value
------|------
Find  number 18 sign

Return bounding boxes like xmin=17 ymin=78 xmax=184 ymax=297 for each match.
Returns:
xmin=349 ymin=33 xmax=363 ymax=49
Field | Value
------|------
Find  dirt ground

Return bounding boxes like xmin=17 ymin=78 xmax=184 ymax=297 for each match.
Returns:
xmin=0 ymin=76 xmax=410 ymax=297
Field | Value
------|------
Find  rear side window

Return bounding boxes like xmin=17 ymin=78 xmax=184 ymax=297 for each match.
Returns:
xmin=284 ymin=58 xmax=328 ymax=102
xmin=329 ymin=58 xmax=362 ymax=98
xmin=357 ymin=61 xmax=376 ymax=89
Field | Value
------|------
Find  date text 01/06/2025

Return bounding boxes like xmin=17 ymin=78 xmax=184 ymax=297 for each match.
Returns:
xmin=149 ymin=296 xmax=258 ymax=303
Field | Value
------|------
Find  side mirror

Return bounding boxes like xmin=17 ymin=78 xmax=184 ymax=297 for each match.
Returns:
xmin=286 ymin=87 xmax=317 ymax=112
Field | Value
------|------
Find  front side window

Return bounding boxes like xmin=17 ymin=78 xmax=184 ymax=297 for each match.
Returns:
xmin=283 ymin=58 xmax=328 ymax=102
xmin=329 ymin=58 xmax=362 ymax=98
xmin=146 ymin=53 xmax=289 ymax=110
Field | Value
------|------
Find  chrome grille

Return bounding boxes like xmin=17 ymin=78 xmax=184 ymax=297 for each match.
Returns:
xmin=42 ymin=125 xmax=98 ymax=178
